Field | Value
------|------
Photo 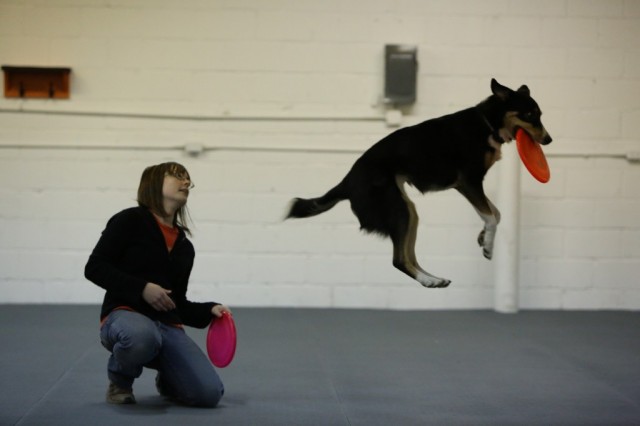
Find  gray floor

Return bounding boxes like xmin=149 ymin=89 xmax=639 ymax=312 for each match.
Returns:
xmin=1 ymin=305 xmax=639 ymax=426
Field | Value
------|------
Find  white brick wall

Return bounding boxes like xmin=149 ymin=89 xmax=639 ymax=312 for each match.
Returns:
xmin=0 ymin=0 xmax=639 ymax=310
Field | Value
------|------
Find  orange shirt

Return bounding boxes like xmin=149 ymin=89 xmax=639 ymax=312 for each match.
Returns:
xmin=156 ymin=218 xmax=179 ymax=252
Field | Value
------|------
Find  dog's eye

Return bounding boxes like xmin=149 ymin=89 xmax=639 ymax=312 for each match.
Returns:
xmin=521 ymin=112 xmax=538 ymax=122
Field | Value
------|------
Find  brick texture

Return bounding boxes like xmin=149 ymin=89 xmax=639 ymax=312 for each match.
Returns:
xmin=0 ymin=0 xmax=638 ymax=309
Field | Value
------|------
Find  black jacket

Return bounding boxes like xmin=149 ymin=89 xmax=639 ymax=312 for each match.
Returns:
xmin=85 ymin=206 xmax=216 ymax=328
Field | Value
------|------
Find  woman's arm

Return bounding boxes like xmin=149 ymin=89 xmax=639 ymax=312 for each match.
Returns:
xmin=84 ymin=210 xmax=148 ymax=303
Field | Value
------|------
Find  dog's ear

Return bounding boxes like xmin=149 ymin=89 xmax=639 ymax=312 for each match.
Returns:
xmin=517 ymin=85 xmax=530 ymax=96
xmin=491 ymin=78 xmax=511 ymax=101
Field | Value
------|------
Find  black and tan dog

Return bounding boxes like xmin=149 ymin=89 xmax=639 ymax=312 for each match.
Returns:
xmin=286 ymin=79 xmax=552 ymax=288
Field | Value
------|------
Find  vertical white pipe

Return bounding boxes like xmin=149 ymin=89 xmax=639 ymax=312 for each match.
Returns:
xmin=494 ymin=148 xmax=520 ymax=313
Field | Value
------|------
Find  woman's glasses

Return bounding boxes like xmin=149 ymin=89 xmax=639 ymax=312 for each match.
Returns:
xmin=167 ymin=171 xmax=195 ymax=189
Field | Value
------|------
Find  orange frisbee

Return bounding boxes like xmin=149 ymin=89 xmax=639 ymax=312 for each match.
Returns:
xmin=515 ymin=128 xmax=550 ymax=183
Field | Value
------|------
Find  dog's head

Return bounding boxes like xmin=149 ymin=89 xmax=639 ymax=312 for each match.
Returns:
xmin=491 ymin=79 xmax=552 ymax=145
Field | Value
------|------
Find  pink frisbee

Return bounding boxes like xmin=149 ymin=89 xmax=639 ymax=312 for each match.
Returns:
xmin=206 ymin=312 xmax=237 ymax=368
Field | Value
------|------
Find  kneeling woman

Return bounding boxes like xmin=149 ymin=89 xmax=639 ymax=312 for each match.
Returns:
xmin=85 ymin=162 xmax=230 ymax=407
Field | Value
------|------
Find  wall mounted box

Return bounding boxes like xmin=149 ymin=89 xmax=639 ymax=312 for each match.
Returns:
xmin=2 ymin=66 xmax=72 ymax=99
xmin=384 ymin=45 xmax=417 ymax=106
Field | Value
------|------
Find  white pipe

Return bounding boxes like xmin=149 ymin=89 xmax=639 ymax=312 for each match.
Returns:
xmin=0 ymin=106 xmax=385 ymax=123
xmin=494 ymin=148 xmax=521 ymax=313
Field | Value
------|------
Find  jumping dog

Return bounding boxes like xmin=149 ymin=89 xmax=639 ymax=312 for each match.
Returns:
xmin=286 ymin=79 xmax=552 ymax=288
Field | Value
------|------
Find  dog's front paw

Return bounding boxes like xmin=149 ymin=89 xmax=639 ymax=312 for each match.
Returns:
xmin=478 ymin=228 xmax=495 ymax=260
xmin=483 ymin=248 xmax=493 ymax=260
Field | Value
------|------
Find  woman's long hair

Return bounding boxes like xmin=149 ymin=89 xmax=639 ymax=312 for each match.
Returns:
xmin=137 ymin=162 xmax=192 ymax=236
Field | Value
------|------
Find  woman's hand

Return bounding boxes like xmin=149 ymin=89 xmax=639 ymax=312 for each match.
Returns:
xmin=142 ymin=283 xmax=176 ymax=312
xmin=211 ymin=304 xmax=232 ymax=318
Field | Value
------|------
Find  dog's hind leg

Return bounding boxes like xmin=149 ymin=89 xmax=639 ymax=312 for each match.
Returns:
xmin=457 ymin=181 xmax=501 ymax=259
xmin=394 ymin=176 xmax=451 ymax=288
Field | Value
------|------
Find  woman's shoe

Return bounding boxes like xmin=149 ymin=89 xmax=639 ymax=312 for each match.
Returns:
xmin=106 ymin=382 xmax=136 ymax=404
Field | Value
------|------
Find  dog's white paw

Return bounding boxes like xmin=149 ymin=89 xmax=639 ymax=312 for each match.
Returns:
xmin=416 ymin=271 xmax=451 ymax=288
xmin=483 ymin=248 xmax=493 ymax=260
xmin=478 ymin=228 xmax=495 ymax=260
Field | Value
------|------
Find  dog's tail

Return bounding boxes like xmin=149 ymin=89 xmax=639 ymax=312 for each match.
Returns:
xmin=286 ymin=180 xmax=348 ymax=219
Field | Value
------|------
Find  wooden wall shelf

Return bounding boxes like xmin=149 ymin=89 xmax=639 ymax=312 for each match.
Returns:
xmin=2 ymin=66 xmax=72 ymax=99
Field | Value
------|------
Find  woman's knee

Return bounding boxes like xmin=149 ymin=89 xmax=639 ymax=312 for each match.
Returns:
xmin=184 ymin=380 xmax=224 ymax=408
xmin=108 ymin=314 xmax=161 ymax=364
xmin=119 ymin=328 xmax=161 ymax=362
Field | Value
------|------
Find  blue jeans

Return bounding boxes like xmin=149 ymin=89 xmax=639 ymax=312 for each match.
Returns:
xmin=100 ymin=310 xmax=224 ymax=407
